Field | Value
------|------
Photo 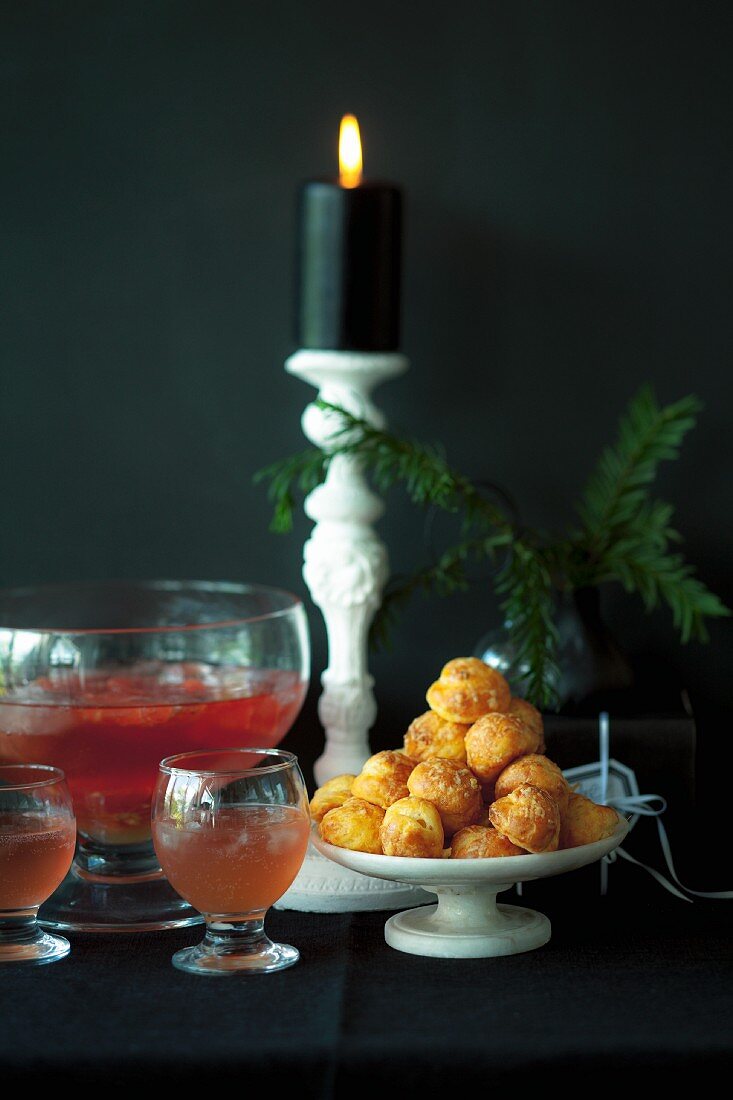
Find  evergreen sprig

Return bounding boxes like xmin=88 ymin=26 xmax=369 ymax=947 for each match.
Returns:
xmin=314 ymin=402 xmax=512 ymax=535
xmin=254 ymin=447 xmax=329 ymax=533
xmin=495 ymin=541 xmax=560 ymax=709
xmin=370 ymin=532 xmax=513 ymax=653
xmin=595 ymin=532 xmax=727 ymax=644
xmin=255 ymin=387 xmax=729 ymax=709
xmin=575 ymin=385 xmax=702 ymax=555
xmin=568 ymin=386 xmax=729 ymax=643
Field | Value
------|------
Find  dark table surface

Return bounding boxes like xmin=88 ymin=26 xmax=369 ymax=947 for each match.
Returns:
xmin=3 ymin=859 xmax=731 ymax=1095
xmin=3 ymin=696 xmax=732 ymax=1092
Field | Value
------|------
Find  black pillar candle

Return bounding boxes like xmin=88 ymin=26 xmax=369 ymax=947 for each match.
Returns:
xmin=295 ymin=119 xmax=403 ymax=352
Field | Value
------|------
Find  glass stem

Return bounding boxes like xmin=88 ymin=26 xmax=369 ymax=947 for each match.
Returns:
xmin=75 ymin=837 xmax=162 ymax=879
xmin=0 ymin=909 xmax=43 ymax=948
xmin=203 ymin=914 xmax=269 ymax=957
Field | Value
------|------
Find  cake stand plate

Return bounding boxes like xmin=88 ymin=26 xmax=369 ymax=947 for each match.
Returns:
xmin=311 ymin=818 xmax=629 ymax=956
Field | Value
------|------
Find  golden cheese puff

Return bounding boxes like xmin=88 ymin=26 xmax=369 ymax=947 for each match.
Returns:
xmin=465 ymin=712 xmax=540 ymax=788
xmin=350 ymin=750 xmax=415 ymax=809
xmin=406 ymin=757 xmax=483 ymax=838
xmin=489 ymin=784 xmax=561 ymax=853
xmin=403 ymin=710 xmax=469 ymax=764
xmin=318 ymin=797 xmax=385 ymax=854
xmin=494 ymin=754 xmax=571 ymax=816
xmin=426 ymin=656 xmax=511 ymax=724
xmin=507 ymin=697 xmax=546 ymax=753
xmin=308 ymin=773 xmax=357 ymax=824
xmin=450 ymin=824 xmax=526 ymax=859
xmin=559 ymin=792 xmax=620 ymax=849
xmin=379 ymin=796 xmax=445 ymax=858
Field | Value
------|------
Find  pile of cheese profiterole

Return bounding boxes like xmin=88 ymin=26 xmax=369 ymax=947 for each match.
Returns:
xmin=310 ymin=657 xmax=619 ymax=859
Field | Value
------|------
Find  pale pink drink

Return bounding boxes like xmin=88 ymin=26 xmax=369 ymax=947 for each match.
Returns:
xmin=153 ymin=804 xmax=309 ymax=916
xmin=0 ymin=814 xmax=76 ymax=911
xmin=0 ymin=765 xmax=76 ymax=965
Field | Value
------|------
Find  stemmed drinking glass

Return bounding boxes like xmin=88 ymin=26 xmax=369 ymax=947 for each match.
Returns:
xmin=0 ymin=764 xmax=76 ymax=965
xmin=152 ymin=748 xmax=310 ymax=975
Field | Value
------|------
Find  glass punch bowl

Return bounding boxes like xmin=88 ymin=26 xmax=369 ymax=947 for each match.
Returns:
xmin=0 ymin=580 xmax=310 ymax=932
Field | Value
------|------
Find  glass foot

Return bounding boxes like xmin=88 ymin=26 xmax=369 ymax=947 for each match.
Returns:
xmin=0 ymin=930 xmax=70 ymax=965
xmin=171 ymin=924 xmax=300 ymax=975
xmin=38 ymin=866 xmax=204 ymax=932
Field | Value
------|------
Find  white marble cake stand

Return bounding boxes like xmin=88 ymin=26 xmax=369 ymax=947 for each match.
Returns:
xmin=311 ymin=817 xmax=630 ymax=958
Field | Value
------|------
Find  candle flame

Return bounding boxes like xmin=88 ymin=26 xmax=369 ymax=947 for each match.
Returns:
xmin=339 ymin=114 xmax=362 ymax=188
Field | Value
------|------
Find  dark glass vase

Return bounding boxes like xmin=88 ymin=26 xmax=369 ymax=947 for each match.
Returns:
xmin=474 ymin=586 xmax=635 ymax=713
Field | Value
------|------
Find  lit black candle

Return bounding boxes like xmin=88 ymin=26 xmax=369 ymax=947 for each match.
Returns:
xmin=295 ymin=115 xmax=403 ymax=352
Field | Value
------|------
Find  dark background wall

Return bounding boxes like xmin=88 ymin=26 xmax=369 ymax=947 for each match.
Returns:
xmin=2 ymin=3 xmax=731 ymax=789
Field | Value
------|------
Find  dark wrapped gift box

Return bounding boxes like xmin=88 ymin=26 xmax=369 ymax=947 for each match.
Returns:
xmin=545 ymin=712 xmax=696 ymax=816
xmin=543 ymin=706 xmax=697 ymax=890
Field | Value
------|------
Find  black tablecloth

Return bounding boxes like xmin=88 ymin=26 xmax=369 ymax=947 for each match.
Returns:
xmin=3 ymin=862 xmax=731 ymax=1094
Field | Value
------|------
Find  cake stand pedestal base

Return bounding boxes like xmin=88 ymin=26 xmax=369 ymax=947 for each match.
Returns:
xmin=385 ymin=897 xmax=551 ymax=958
xmin=274 ymin=841 xmax=433 ymax=913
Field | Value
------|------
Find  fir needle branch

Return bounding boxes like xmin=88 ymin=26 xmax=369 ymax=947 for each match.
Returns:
xmin=592 ymin=533 xmax=730 ymax=642
xmin=255 ymin=386 xmax=728 ymax=711
xmin=495 ymin=541 xmax=560 ymax=710
xmin=253 ymin=447 xmax=329 ymax=533
xmin=369 ymin=533 xmax=513 ymax=652
xmin=314 ymin=400 xmax=515 ymax=536
xmin=576 ymin=385 xmax=703 ymax=560
xmin=573 ymin=488 xmax=730 ymax=637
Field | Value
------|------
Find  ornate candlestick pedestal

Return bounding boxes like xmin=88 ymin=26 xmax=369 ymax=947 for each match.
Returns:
xmin=275 ymin=349 xmax=432 ymax=913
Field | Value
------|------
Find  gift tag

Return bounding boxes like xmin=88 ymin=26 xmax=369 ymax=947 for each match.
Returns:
xmin=563 ymin=757 xmax=641 ymax=832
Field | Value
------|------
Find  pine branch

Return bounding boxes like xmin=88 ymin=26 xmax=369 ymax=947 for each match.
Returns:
xmin=494 ymin=541 xmax=560 ymax=710
xmin=595 ymin=524 xmax=730 ymax=642
xmin=314 ymin=401 xmax=513 ymax=536
xmin=253 ymin=447 xmax=329 ymax=533
xmin=253 ymin=402 xmax=512 ymax=537
xmin=369 ymin=533 xmax=513 ymax=652
xmin=577 ymin=386 xmax=702 ymax=556
xmin=255 ymin=389 xmax=729 ymax=713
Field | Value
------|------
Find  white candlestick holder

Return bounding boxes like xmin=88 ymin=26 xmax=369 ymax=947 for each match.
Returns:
xmin=275 ymin=348 xmax=433 ymax=913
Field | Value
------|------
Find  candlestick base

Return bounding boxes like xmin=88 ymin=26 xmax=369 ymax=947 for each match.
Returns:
xmin=274 ymin=839 xmax=433 ymax=913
